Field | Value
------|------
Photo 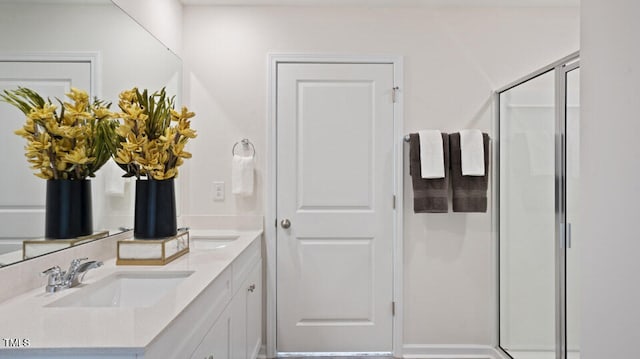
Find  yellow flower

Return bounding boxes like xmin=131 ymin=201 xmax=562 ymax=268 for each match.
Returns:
xmin=35 ymin=170 xmax=53 ymax=180
xmin=94 ymin=106 xmax=113 ymax=120
xmin=63 ymin=148 xmax=93 ymax=165
xmin=55 ymin=160 xmax=67 ymax=171
xmin=4 ymin=86 xmax=118 ymax=180
xmin=119 ymin=88 xmax=138 ymax=103
xmin=66 ymin=88 xmax=89 ymax=105
xmin=115 ymin=123 xmax=132 ymax=138
xmin=171 ymin=107 xmax=195 ymax=121
xmin=27 ymin=103 xmax=56 ymax=122
xmin=121 ymin=104 xmax=148 ymax=122
xmin=64 ymin=102 xmax=91 ymax=118
xmin=114 ymin=87 xmax=196 ymax=179
xmin=15 ymin=118 xmax=36 ymax=137
xmin=121 ymin=133 xmax=147 ymax=152
xmin=115 ymin=149 xmax=132 ymax=164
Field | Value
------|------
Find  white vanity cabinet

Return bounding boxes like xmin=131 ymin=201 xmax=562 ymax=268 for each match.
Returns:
xmin=190 ymin=239 xmax=262 ymax=359
xmin=0 ymin=231 xmax=263 ymax=359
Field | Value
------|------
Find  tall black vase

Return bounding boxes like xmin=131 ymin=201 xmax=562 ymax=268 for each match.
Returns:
xmin=134 ymin=178 xmax=177 ymax=239
xmin=45 ymin=179 xmax=93 ymax=239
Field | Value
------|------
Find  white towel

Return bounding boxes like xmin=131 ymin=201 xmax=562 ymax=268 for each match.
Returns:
xmin=232 ymin=155 xmax=255 ymax=196
xmin=460 ymin=129 xmax=485 ymax=176
xmin=418 ymin=130 xmax=445 ymax=179
xmin=104 ymin=160 xmax=126 ymax=197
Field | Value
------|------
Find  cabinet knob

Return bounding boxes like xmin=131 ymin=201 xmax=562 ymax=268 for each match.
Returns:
xmin=248 ymin=284 xmax=256 ymax=292
xmin=280 ymin=218 xmax=291 ymax=229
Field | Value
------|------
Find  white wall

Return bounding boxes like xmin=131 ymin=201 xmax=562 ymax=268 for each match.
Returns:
xmin=112 ymin=0 xmax=184 ymax=56
xmin=581 ymin=1 xmax=640 ymax=357
xmin=182 ymin=5 xmax=579 ymax=349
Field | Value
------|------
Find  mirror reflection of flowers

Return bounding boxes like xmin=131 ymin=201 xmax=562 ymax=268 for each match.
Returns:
xmin=1 ymin=87 xmax=118 ymax=180
xmin=115 ymin=87 xmax=196 ymax=180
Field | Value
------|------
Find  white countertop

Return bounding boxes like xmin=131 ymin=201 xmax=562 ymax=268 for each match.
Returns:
xmin=0 ymin=230 xmax=262 ymax=355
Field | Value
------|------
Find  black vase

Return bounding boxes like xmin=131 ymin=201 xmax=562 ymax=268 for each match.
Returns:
xmin=134 ymin=178 xmax=177 ymax=239
xmin=45 ymin=179 xmax=93 ymax=239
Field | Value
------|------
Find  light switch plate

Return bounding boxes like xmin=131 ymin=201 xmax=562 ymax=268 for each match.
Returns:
xmin=213 ymin=181 xmax=225 ymax=201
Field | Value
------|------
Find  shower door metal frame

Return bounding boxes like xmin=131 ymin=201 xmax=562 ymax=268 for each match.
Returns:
xmin=559 ymin=60 xmax=580 ymax=359
xmin=494 ymin=51 xmax=579 ymax=359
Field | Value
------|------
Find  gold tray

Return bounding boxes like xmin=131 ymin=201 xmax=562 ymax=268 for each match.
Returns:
xmin=116 ymin=230 xmax=189 ymax=266
xmin=23 ymin=231 xmax=110 ymax=259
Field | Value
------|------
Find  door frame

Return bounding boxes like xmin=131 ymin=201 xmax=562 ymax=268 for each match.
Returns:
xmin=266 ymin=54 xmax=404 ymax=358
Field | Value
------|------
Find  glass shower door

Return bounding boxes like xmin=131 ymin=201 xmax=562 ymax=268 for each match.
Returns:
xmin=499 ymin=69 xmax=558 ymax=359
xmin=498 ymin=53 xmax=580 ymax=359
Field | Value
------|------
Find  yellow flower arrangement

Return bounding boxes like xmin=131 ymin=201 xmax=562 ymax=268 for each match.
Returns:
xmin=115 ymin=87 xmax=196 ymax=180
xmin=1 ymin=87 xmax=118 ymax=180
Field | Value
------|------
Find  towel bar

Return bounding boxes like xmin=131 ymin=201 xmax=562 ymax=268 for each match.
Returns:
xmin=404 ymin=133 xmax=491 ymax=143
xmin=232 ymin=138 xmax=256 ymax=158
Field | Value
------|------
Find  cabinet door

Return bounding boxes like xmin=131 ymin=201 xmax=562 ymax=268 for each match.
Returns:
xmin=191 ymin=306 xmax=232 ymax=359
xmin=246 ymin=259 xmax=262 ymax=359
xmin=231 ymin=283 xmax=247 ymax=359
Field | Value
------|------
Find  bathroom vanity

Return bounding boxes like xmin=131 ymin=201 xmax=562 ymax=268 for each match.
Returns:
xmin=0 ymin=230 xmax=262 ymax=359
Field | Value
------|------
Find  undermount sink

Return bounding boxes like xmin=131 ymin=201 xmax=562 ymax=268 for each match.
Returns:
xmin=191 ymin=235 xmax=239 ymax=250
xmin=46 ymin=271 xmax=194 ymax=308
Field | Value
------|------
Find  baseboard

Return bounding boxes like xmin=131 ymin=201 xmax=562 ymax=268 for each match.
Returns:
xmin=402 ymin=344 xmax=502 ymax=359
xmin=491 ymin=347 xmax=512 ymax=359
xmin=259 ymin=344 xmax=506 ymax=359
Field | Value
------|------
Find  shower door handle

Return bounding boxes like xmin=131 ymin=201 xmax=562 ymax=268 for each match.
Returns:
xmin=560 ymin=222 xmax=572 ymax=249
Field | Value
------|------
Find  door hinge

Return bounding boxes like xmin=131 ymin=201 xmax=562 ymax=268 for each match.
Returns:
xmin=392 ymin=86 xmax=400 ymax=103
xmin=392 ymin=195 xmax=396 ymax=209
xmin=392 ymin=301 xmax=396 ymax=316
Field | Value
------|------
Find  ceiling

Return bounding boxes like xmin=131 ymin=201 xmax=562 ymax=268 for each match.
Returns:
xmin=180 ymin=0 xmax=579 ymax=7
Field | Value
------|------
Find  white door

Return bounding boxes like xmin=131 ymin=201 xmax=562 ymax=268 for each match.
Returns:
xmin=0 ymin=61 xmax=92 ymax=239
xmin=276 ymin=63 xmax=395 ymax=353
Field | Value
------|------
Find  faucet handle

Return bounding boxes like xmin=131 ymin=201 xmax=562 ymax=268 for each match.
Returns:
xmin=68 ymin=257 xmax=88 ymax=270
xmin=41 ymin=266 xmax=61 ymax=277
xmin=41 ymin=266 xmax=63 ymax=290
xmin=41 ymin=266 xmax=64 ymax=293
xmin=71 ymin=257 xmax=88 ymax=265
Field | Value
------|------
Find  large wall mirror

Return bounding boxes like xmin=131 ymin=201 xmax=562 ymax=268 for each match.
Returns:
xmin=0 ymin=0 xmax=182 ymax=267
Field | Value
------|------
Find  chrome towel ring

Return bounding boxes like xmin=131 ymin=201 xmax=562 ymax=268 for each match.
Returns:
xmin=232 ymin=138 xmax=256 ymax=158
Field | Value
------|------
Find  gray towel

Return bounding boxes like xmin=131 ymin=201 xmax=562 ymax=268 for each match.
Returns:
xmin=409 ymin=133 xmax=449 ymax=213
xmin=449 ymin=132 xmax=490 ymax=213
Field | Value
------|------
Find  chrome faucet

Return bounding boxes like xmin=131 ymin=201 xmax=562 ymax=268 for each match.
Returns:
xmin=41 ymin=257 xmax=103 ymax=293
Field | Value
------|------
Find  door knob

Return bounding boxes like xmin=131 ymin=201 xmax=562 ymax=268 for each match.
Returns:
xmin=281 ymin=219 xmax=291 ymax=229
